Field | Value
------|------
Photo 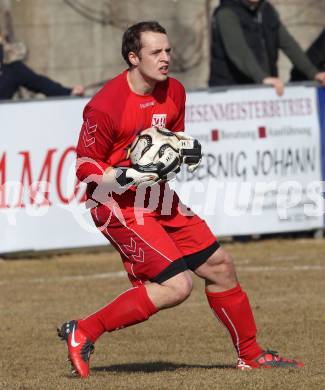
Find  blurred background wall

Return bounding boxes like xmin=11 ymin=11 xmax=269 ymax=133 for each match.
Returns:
xmin=2 ymin=0 xmax=324 ymax=94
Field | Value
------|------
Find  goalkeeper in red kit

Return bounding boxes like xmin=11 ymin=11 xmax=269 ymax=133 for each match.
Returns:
xmin=57 ymin=21 xmax=303 ymax=377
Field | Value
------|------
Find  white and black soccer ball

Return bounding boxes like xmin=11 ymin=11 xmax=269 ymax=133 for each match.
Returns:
xmin=130 ymin=127 xmax=181 ymax=181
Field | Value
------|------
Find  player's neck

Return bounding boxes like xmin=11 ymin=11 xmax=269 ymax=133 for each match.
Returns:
xmin=127 ymin=69 xmax=156 ymax=96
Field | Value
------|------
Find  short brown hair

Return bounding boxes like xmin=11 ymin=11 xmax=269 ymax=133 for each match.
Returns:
xmin=122 ymin=21 xmax=167 ymax=67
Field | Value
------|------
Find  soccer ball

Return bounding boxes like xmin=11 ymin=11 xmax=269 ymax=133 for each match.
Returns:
xmin=130 ymin=127 xmax=181 ymax=181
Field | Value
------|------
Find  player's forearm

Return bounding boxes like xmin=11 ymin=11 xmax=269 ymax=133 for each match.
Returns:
xmin=76 ymin=157 xmax=110 ymax=183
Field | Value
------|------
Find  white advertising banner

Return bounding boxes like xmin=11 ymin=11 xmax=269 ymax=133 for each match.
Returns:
xmin=0 ymin=85 xmax=323 ymax=253
xmin=0 ymin=97 xmax=107 ymax=253
xmin=174 ymin=85 xmax=323 ymax=236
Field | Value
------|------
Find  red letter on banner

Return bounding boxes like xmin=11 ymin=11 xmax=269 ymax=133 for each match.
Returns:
xmin=14 ymin=149 xmax=57 ymax=208
xmin=56 ymin=147 xmax=86 ymax=204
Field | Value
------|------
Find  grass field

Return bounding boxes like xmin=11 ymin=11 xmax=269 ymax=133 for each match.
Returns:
xmin=1 ymin=238 xmax=325 ymax=390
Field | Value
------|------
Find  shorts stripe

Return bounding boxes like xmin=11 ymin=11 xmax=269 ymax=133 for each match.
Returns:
xmin=94 ymin=208 xmax=131 ymax=260
xmin=184 ymin=241 xmax=220 ymax=271
xmin=150 ymin=257 xmax=188 ymax=284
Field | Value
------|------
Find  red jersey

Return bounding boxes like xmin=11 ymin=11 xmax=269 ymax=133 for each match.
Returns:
xmin=76 ymin=70 xmax=186 ymax=184
xmin=75 ymin=70 xmax=217 ymax=286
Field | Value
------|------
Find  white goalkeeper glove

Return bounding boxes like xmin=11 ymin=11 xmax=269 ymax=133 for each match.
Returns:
xmin=115 ymin=166 xmax=159 ymax=187
xmin=86 ymin=167 xmax=159 ymax=207
xmin=175 ymin=131 xmax=202 ymax=172
xmin=118 ymin=149 xmax=180 ymax=186
xmin=100 ymin=167 xmax=159 ymax=191
xmin=101 ymin=156 xmax=179 ymax=192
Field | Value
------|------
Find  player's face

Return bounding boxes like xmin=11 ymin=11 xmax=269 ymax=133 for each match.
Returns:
xmin=135 ymin=32 xmax=171 ymax=82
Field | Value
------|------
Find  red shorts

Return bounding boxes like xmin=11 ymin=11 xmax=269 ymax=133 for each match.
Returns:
xmin=90 ymin=185 xmax=218 ymax=286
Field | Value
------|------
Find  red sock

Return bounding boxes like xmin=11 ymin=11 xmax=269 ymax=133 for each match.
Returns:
xmin=206 ymin=283 xmax=263 ymax=360
xmin=78 ymin=285 xmax=158 ymax=342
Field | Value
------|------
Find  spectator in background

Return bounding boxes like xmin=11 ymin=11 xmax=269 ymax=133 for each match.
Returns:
xmin=291 ymin=28 xmax=325 ymax=82
xmin=0 ymin=33 xmax=3 ymax=68
xmin=208 ymin=0 xmax=325 ymax=96
xmin=0 ymin=31 xmax=84 ymax=100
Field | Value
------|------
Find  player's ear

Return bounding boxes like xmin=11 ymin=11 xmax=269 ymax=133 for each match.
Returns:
xmin=128 ymin=51 xmax=139 ymax=67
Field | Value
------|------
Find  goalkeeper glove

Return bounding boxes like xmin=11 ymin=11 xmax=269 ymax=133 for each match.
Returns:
xmin=175 ymin=131 xmax=202 ymax=172
xmin=115 ymin=166 xmax=159 ymax=187
xmin=112 ymin=149 xmax=180 ymax=189
xmin=86 ymin=167 xmax=158 ymax=207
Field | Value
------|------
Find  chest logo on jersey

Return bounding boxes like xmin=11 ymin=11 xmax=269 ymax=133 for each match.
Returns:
xmin=151 ymin=114 xmax=167 ymax=128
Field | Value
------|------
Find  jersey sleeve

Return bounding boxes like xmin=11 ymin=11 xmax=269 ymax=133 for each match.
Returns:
xmin=76 ymin=105 xmax=115 ymax=183
xmin=170 ymin=80 xmax=186 ymax=132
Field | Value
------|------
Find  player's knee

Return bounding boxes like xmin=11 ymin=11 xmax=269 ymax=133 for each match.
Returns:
xmin=195 ymin=248 xmax=235 ymax=279
xmin=212 ymin=251 xmax=235 ymax=277
xmin=174 ymin=276 xmax=193 ymax=303
xmin=165 ymin=272 xmax=193 ymax=304
xmin=217 ymin=251 xmax=234 ymax=271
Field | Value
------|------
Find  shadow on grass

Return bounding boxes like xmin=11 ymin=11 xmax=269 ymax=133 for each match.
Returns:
xmin=93 ymin=361 xmax=235 ymax=373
